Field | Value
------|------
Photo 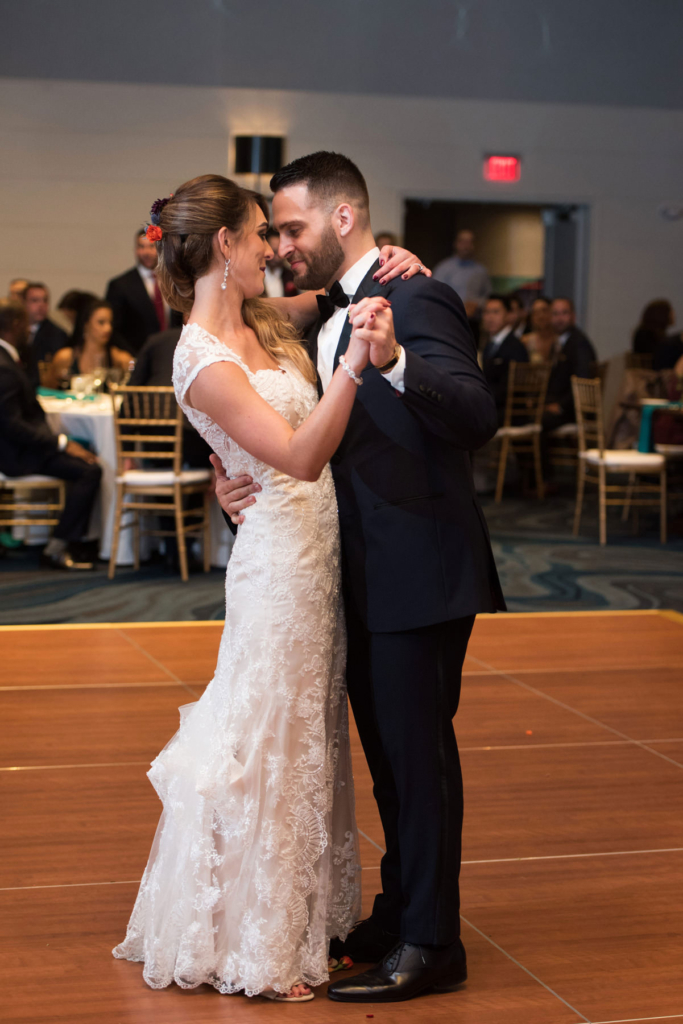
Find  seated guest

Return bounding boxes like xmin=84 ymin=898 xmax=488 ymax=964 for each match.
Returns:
xmin=45 ymin=299 xmax=132 ymax=389
xmin=7 ymin=278 xmax=29 ymax=302
xmin=106 ymin=228 xmax=180 ymax=355
xmin=653 ymin=354 xmax=683 ymax=446
xmin=56 ymin=290 xmax=98 ymax=332
xmin=129 ymin=325 xmax=212 ymax=468
xmin=632 ymin=299 xmax=673 ymax=356
xmin=543 ymin=297 xmax=597 ymax=430
xmin=507 ymin=293 xmax=527 ymax=339
xmin=262 ymin=229 xmax=297 ymax=299
xmin=0 ymin=300 xmax=102 ymax=570
xmin=522 ymin=296 xmax=555 ymax=363
xmin=21 ymin=282 xmax=69 ymax=388
xmin=481 ymin=294 xmax=529 ymax=421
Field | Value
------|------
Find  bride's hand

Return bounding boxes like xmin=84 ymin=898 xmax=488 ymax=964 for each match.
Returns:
xmin=347 ymin=297 xmax=396 ymax=372
xmin=345 ymin=297 xmax=391 ymax=376
xmin=375 ymin=246 xmax=431 ymax=286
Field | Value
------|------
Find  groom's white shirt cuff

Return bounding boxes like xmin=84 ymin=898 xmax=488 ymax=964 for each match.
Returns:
xmin=382 ymin=347 xmax=406 ymax=393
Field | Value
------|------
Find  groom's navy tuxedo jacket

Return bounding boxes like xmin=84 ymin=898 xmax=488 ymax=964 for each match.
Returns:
xmin=305 ymin=260 xmax=505 ymax=632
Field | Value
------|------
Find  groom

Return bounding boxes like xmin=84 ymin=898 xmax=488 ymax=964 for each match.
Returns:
xmin=216 ymin=152 xmax=505 ymax=1002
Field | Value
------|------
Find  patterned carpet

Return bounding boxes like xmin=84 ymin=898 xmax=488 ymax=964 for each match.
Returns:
xmin=1 ymin=495 xmax=682 ymax=624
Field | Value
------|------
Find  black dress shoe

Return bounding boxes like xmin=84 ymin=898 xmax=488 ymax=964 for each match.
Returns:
xmin=329 ymin=917 xmax=400 ymax=963
xmin=327 ymin=939 xmax=467 ymax=1003
xmin=40 ymin=551 xmax=94 ymax=571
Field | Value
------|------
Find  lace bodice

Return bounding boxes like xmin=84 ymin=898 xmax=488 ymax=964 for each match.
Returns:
xmin=173 ymin=320 xmax=317 ymax=486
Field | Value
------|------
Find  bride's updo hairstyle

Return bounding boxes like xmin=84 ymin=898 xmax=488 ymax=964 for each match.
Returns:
xmin=155 ymin=174 xmax=316 ymax=383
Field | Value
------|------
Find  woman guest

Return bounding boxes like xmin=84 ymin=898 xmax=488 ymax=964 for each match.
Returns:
xmin=522 ymin=296 xmax=555 ymax=363
xmin=46 ymin=298 xmax=132 ymax=388
xmin=632 ymin=299 xmax=674 ymax=356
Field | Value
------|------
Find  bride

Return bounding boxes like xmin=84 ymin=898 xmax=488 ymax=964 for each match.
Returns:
xmin=113 ymin=174 xmax=419 ymax=1002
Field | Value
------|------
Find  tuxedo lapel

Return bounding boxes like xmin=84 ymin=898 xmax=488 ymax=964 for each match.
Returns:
xmin=332 ymin=259 xmax=382 ymax=373
xmin=304 ymin=320 xmax=324 ymax=399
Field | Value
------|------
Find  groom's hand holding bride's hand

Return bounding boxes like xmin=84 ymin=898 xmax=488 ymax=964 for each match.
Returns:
xmin=348 ymin=297 xmax=397 ymax=370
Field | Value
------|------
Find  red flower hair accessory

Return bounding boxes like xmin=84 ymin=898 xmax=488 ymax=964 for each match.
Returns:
xmin=145 ymin=224 xmax=163 ymax=242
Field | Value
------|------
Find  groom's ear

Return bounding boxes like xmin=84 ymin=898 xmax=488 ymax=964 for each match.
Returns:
xmin=336 ymin=203 xmax=355 ymax=238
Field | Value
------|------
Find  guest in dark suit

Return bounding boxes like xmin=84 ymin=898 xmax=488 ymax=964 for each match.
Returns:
xmin=217 ymin=151 xmax=505 ymax=1003
xmin=0 ymin=301 xmax=101 ymax=570
xmin=261 ymin=229 xmax=297 ymax=298
xmin=21 ymin=282 xmax=69 ymax=388
xmin=544 ymin=297 xmax=597 ymax=430
xmin=481 ymin=294 xmax=529 ymax=421
xmin=130 ymin=326 xmax=212 ymax=469
xmin=106 ymin=229 xmax=181 ymax=355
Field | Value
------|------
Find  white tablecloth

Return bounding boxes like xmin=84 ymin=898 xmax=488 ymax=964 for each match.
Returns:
xmin=38 ymin=395 xmax=232 ymax=567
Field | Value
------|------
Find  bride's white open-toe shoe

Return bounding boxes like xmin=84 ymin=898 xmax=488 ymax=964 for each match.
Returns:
xmin=262 ymin=983 xmax=315 ymax=1002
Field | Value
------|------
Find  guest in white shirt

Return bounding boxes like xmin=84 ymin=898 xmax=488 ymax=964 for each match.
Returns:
xmin=105 ymin=230 xmax=177 ymax=355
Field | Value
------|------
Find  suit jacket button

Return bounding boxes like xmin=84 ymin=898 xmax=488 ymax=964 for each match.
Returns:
xmin=419 ymin=384 xmax=426 ymax=393
xmin=437 ymin=394 xmax=443 ymax=402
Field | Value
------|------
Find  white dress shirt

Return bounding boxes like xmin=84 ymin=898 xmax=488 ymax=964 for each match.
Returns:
xmin=316 ymin=247 xmax=407 ymax=393
xmin=488 ymin=327 xmax=510 ymax=352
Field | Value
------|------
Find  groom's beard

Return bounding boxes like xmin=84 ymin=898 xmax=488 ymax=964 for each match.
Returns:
xmin=290 ymin=225 xmax=344 ymax=291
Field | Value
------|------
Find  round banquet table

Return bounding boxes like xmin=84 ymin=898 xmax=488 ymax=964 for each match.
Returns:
xmin=38 ymin=394 xmax=232 ymax=567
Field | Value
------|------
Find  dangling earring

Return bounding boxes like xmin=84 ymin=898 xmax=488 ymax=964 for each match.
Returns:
xmin=221 ymin=258 xmax=231 ymax=291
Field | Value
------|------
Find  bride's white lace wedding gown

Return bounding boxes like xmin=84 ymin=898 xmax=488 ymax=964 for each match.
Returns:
xmin=113 ymin=322 xmax=361 ymax=996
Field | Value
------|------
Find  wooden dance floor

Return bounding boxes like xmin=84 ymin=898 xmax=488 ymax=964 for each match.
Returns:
xmin=2 ymin=610 xmax=683 ymax=1024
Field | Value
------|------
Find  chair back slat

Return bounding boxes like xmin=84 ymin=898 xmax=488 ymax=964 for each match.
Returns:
xmin=502 ymin=362 xmax=551 ymax=427
xmin=113 ymin=385 xmax=183 ymax=474
xmin=571 ymin=376 xmax=605 ymax=455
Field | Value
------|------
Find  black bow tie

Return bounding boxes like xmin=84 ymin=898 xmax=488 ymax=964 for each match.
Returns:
xmin=316 ymin=280 xmax=350 ymax=323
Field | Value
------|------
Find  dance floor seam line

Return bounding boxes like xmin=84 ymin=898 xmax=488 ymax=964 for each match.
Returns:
xmin=358 ymin=828 xmax=386 ymax=854
xmin=0 ymin=761 xmax=150 ymax=772
xmin=460 ymin=914 xmax=590 ymax=1022
xmin=467 ymin=655 xmax=683 ymax=771
xmin=460 ymin=739 xmax=683 ymax=752
xmin=116 ymin=628 xmax=202 ymax=699
xmin=592 ymin=1017 xmax=683 ymax=1024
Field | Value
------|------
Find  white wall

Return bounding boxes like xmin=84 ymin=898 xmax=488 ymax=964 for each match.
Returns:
xmin=1 ymin=77 xmax=682 ymax=358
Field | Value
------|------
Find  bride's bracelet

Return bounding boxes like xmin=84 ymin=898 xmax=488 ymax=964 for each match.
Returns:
xmin=339 ymin=354 xmax=363 ymax=386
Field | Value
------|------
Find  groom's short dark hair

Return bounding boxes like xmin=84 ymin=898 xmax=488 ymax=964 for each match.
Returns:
xmin=270 ymin=151 xmax=370 ymax=220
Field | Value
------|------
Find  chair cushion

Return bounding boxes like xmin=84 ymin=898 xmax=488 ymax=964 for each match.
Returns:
xmin=580 ymin=449 xmax=665 ymax=469
xmin=496 ymin=423 xmax=542 ymax=438
xmin=116 ymin=469 xmax=212 ymax=486
xmin=0 ymin=473 xmax=63 ymax=486
xmin=549 ymin=422 xmax=578 ymax=438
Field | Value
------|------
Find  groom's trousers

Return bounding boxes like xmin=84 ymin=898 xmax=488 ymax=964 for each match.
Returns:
xmin=344 ymin=592 xmax=475 ymax=947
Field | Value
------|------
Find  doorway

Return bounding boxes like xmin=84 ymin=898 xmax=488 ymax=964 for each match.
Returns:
xmin=403 ymin=200 xmax=589 ymax=322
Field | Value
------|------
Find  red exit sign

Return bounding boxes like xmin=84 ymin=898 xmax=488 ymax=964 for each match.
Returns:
xmin=483 ymin=155 xmax=521 ymax=182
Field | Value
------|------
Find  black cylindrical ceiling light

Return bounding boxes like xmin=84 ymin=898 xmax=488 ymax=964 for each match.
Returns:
xmin=234 ymin=136 xmax=284 ymax=175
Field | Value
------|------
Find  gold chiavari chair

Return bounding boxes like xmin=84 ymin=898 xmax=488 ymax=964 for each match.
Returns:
xmin=108 ymin=386 xmax=213 ymax=582
xmin=572 ymin=375 xmax=667 ymax=545
xmin=548 ymin=360 xmax=609 ymax=469
xmin=0 ymin=473 xmax=65 ymax=534
xmin=494 ymin=362 xmax=551 ymax=503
